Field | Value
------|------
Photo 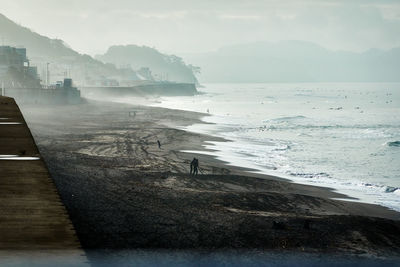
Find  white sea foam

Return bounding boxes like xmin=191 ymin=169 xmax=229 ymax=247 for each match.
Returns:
xmin=148 ymin=83 xmax=400 ymax=211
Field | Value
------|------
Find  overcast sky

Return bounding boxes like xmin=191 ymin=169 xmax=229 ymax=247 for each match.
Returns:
xmin=1 ymin=0 xmax=400 ymax=56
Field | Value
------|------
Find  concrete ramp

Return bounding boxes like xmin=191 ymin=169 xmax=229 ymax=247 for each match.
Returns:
xmin=0 ymin=96 xmax=88 ymax=265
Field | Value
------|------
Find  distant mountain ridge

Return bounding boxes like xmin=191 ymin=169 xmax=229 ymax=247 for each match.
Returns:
xmin=2 ymin=12 xmax=398 ymax=84
xmin=185 ymin=40 xmax=400 ymax=82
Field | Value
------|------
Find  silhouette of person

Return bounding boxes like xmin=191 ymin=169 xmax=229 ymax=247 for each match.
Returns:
xmin=193 ymin=158 xmax=199 ymax=175
xmin=157 ymin=140 xmax=161 ymax=149
xmin=190 ymin=158 xmax=199 ymax=176
xmin=190 ymin=158 xmax=194 ymax=175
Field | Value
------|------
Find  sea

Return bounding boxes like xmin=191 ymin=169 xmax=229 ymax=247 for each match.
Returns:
xmin=148 ymin=83 xmax=400 ymax=212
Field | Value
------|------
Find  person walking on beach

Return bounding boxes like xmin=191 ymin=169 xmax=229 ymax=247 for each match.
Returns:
xmin=193 ymin=158 xmax=199 ymax=175
xmin=190 ymin=158 xmax=194 ymax=175
xmin=157 ymin=140 xmax=161 ymax=149
xmin=190 ymin=157 xmax=199 ymax=176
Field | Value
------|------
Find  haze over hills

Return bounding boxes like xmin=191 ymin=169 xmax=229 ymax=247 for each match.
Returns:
xmin=2 ymin=12 xmax=399 ymax=85
xmin=0 ymin=13 xmax=122 ymax=85
xmin=0 ymin=14 xmax=77 ymax=58
xmin=185 ymin=41 xmax=400 ymax=83
xmin=0 ymin=13 xmax=198 ymax=86
xmin=96 ymin=45 xmax=200 ymax=85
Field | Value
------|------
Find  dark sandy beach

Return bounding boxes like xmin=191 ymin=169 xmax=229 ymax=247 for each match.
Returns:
xmin=19 ymin=100 xmax=400 ymax=262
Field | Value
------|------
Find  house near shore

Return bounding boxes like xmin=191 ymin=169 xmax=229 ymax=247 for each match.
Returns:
xmin=0 ymin=46 xmax=40 ymax=88
xmin=0 ymin=45 xmax=81 ymax=104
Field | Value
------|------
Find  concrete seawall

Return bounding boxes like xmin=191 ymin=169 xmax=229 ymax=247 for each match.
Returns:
xmin=0 ymin=96 xmax=87 ymax=265
xmin=2 ymin=87 xmax=81 ymax=105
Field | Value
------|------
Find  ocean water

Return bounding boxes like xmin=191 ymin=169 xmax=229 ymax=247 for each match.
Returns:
xmin=150 ymin=83 xmax=400 ymax=211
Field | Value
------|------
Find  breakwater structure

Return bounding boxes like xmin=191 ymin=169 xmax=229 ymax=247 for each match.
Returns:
xmin=2 ymin=78 xmax=82 ymax=105
xmin=0 ymin=96 xmax=87 ymax=265
xmin=79 ymin=81 xmax=198 ymax=97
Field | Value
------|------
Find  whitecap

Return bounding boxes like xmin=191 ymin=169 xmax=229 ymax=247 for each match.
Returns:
xmin=263 ymin=115 xmax=307 ymax=123
xmin=385 ymin=186 xmax=399 ymax=193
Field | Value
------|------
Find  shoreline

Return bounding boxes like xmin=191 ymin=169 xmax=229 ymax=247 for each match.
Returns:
xmin=97 ymin=98 xmax=397 ymax=213
xmin=178 ymin=145 xmax=400 ymax=221
xmin=19 ymin=99 xmax=400 ymax=257
xmin=21 ymin=99 xmax=400 ymax=220
xmin=151 ymin=100 xmax=400 ymax=214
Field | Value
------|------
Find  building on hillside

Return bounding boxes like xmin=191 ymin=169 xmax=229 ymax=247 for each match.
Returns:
xmin=0 ymin=46 xmax=28 ymax=67
xmin=0 ymin=45 xmax=81 ymax=104
xmin=0 ymin=46 xmax=39 ymax=86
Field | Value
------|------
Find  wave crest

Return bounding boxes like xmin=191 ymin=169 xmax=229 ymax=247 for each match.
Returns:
xmin=387 ymin=141 xmax=400 ymax=147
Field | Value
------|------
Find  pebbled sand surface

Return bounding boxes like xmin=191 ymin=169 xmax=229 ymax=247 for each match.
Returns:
xmin=20 ymin=100 xmax=400 ymax=259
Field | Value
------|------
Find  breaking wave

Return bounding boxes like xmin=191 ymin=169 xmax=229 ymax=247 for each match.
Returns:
xmin=289 ymin=172 xmax=331 ymax=179
xmin=387 ymin=141 xmax=400 ymax=147
xmin=385 ymin=186 xmax=399 ymax=193
xmin=263 ymin=115 xmax=307 ymax=123
xmin=289 ymin=172 xmax=400 ymax=196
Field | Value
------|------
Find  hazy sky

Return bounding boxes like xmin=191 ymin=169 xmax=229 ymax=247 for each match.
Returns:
xmin=1 ymin=0 xmax=400 ymax=56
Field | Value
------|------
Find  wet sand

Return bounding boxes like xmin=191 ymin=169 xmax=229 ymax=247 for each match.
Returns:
xmin=20 ymin=100 xmax=400 ymax=260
